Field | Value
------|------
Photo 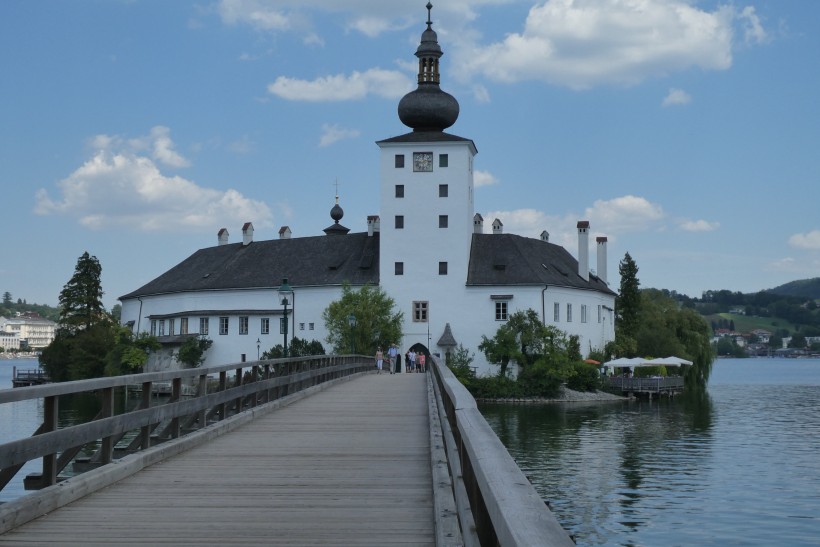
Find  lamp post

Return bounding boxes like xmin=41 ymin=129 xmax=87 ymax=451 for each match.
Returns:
xmin=278 ymin=278 xmax=293 ymax=358
xmin=256 ymin=338 xmax=261 ymax=360
xmin=347 ymin=313 xmax=356 ymax=355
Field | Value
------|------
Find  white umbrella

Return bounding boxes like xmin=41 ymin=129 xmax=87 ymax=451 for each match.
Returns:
xmin=649 ymin=356 xmax=693 ymax=366
xmin=603 ymin=357 xmax=645 ymax=367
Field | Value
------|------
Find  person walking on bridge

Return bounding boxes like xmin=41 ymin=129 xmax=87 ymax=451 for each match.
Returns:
xmin=375 ymin=347 xmax=384 ymax=374
xmin=388 ymin=344 xmax=398 ymax=374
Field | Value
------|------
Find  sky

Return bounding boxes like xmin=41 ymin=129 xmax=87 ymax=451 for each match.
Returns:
xmin=1 ymin=0 xmax=819 ymax=311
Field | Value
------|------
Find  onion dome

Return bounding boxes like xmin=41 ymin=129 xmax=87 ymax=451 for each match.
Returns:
xmin=397 ymin=3 xmax=459 ymax=132
xmin=323 ymin=195 xmax=350 ymax=235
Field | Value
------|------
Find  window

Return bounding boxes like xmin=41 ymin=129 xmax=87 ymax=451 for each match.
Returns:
xmin=439 ymin=215 xmax=448 ymax=228
xmin=180 ymin=317 xmax=189 ymax=335
xmin=395 ymin=154 xmax=405 ymax=168
xmin=495 ymin=301 xmax=508 ymax=321
xmin=395 ymin=262 xmax=404 ymax=275
xmin=598 ymin=305 xmax=602 ymax=323
xmin=261 ymin=318 xmax=270 ymax=335
xmin=554 ymin=303 xmax=560 ymax=322
xmin=395 ymin=184 xmax=404 ymax=198
xmin=567 ymin=304 xmax=573 ymax=322
xmin=413 ymin=301 xmax=428 ymax=322
xmin=439 ymin=153 xmax=448 ymax=167
xmin=280 ymin=318 xmax=287 ymax=334
xmin=169 ymin=318 xmax=175 ymax=336
xmin=299 ymin=322 xmax=305 ymax=331
xmin=150 ymin=320 xmax=157 ymax=336
xmin=439 ymin=184 xmax=448 ymax=197
xmin=158 ymin=320 xmax=165 ymax=336
xmin=395 ymin=215 xmax=404 ymax=229
xmin=219 ymin=316 xmax=229 ymax=335
xmin=439 ymin=261 xmax=448 ymax=275
xmin=199 ymin=317 xmax=209 ymax=335
xmin=581 ymin=305 xmax=588 ymax=324
xmin=239 ymin=316 xmax=249 ymax=335
xmin=309 ymin=323 xmax=315 ymax=330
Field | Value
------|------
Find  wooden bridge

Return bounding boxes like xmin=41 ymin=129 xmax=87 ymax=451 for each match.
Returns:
xmin=0 ymin=356 xmax=573 ymax=546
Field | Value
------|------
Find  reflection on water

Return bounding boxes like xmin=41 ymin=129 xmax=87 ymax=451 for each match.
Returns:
xmin=480 ymin=359 xmax=820 ymax=546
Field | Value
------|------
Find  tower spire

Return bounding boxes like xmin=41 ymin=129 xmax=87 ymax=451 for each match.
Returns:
xmin=397 ymin=2 xmax=459 ymax=132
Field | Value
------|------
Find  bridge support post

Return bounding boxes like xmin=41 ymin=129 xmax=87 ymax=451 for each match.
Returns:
xmin=42 ymin=395 xmax=58 ymax=487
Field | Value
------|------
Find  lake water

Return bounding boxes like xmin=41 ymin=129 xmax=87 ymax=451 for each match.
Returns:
xmin=480 ymin=358 xmax=820 ymax=546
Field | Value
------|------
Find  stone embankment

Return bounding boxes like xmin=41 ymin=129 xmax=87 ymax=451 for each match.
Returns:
xmin=479 ymin=386 xmax=627 ymax=404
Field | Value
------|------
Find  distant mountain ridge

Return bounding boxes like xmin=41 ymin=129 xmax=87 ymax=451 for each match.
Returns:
xmin=765 ymin=277 xmax=820 ymax=299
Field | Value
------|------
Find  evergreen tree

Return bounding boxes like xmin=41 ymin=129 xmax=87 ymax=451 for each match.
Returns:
xmin=2 ymin=292 xmax=11 ymax=306
xmin=59 ymin=251 xmax=105 ymax=332
xmin=613 ymin=252 xmax=641 ymax=355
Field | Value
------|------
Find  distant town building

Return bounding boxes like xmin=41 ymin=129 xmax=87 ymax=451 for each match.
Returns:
xmin=0 ymin=315 xmax=57 ymax=350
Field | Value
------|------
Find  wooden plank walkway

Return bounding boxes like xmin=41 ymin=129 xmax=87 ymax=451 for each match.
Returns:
xmin=0 ymin=373 xmax=434 ymax=546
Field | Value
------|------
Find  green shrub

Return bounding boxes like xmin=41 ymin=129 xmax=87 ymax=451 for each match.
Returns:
xmin=566 ymin=361 xmax=603 ymax=392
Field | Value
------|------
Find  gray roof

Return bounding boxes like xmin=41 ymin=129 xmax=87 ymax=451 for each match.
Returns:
xmin=376 ymin=131 xmax=477 ymax=152
xmin=467 ymin=234 xmax=615 ymax=295
xmin=120 ymin=232 xmax=379 ymax=300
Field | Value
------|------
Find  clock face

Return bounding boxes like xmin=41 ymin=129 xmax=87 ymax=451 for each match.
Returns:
xmin=413 ymin=152 xmax=433 ymax=172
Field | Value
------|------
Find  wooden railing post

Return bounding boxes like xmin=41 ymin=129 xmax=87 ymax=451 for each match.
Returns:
xmin=218 ymin=371 xmax=227 ymax=420
xmin=141 ymin=381 xmax=152 ymax=449
xmin=100 ymin=387 xmax=115 ymax=464
xmin=41 ymin=395 xmax=58 ymax=487
xmin=170 ymin=377 xmax=182 ymax=439
xmin=197 ymin=374 xmax=208 ymax=427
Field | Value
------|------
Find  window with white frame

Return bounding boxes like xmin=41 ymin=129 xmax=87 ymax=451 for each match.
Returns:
xmin=309 ymin=323 xmax=315 ymax=330
xmin=581 ymin=305 xmax=588 ymax=323
xmin=597 ymin=305 xmax=602 ymax=323
xmin=199 ymin=317 xmax=209 ymax=335
xmin=158 ymin=320 xmax=165 ymax=336
xmin=180 ymin=317 xmax=188 ymax=335
xmin=495 ymin=301 xmax=508 ymax=321
xmin=261 ymin=318 xmax=270 ymax=334
xmin=150 ymin=319 xmax=157 ymax=336
xmin=567 ymin=304 xmax=573 ymax=322
xmin=169 ymin=318 xmax=175 ymax=336
xmin=554 ymin=302 xmax=560 ymax=322
xmin=299 ymin=323 xmax=305 ymax=331
xmin=239 ymin=316 xmax=249 ymax=335
xmin=219 ymin=317 xmax=229 ymax=335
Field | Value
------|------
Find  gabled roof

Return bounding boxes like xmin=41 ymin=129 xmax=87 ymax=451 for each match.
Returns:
xmin=120 ymin=232 xmax=379 ymax=300
xmin=467 ymin=233 xmax=615 ymax=295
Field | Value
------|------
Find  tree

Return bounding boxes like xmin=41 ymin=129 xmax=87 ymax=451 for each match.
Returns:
xmin=322 ymin=283 xmax=403 ymax=355
xmin=262 ymin=337 xmax=325 ymax=359
xmin=479 ymin=309 xmax=568 ymax=376
xmin=2 ymin=292 xmax=11 ymax=306
xmin=58 ymin=251 xmax=106 ymax=333
xmin=40 ymin=252 xmax=115 ymax=381
xmin=614 ymin=252 xmax=641 ymax=355
xmin=175 ymin=336 xmax=213 ymax=368
xmin=788 ymin=334 xmax=807 ymax=349
xmin=105 ymin=327 xmax=160 ymax=376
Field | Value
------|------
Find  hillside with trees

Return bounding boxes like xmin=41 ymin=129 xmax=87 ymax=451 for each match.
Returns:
xmin=1 ymin=292 xmax=60 ymax=322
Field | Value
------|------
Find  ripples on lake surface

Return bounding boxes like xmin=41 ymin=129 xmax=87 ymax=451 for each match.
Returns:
xmin=479 ymin=358 xmax=820 ymax=546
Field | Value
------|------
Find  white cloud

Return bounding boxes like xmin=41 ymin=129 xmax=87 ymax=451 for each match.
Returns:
xmin=584 ymin=195 xmax=665 ymax=235
xmin=34 ymin=131 xmax=272 ymax=233
xmin=319 ymin=124 xmax=360 ymax=147
xmin=458 ymin=0 xmax=745 ymax=89
xmin=268 ymin=69 xmax=412 ymax=101
xmin=474 ymin=169 xmax=498 ymax=187
xmin=662 ymin=88 xmax=692 ymax=107
xmin=788 ymin=230 xmax=820 ymax=250
xmin=228 ymin=135 xmax=256 ymax=155
xmin=472 ymin=84 xmax=491 ymax=103
xmin=218 ymin=0 xmax=290 ymax=31
xmin=739 ymin=6 xmax=768 ymax=45
xmin=680 ymin=219 xmax=719 ymax=232
xmin=482 ymin=208 xmax=555 ymax=238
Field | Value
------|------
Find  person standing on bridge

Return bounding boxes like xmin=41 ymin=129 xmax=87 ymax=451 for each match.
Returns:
xmin=388 ymin=344 xmax=398 ymax=374
xmin=408 ymin=349 xmax=416 ymax=373
xmin=417 ymin=351 xmax=426 ymax=373
xmin=375 ymin=347 xmax=384 ymax=374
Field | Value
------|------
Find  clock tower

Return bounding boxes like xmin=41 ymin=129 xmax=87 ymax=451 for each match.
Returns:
xmin=377 ymin=3 xmax=477 ymax=351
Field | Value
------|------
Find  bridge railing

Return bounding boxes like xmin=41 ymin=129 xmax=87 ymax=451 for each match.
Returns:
xmin=429 ymin=356 xmax=576 ymax=547
xmin=0 ymin=355 xmax=371 ymax=499
xmin=609 ymin=375 xmax=684 ymax=393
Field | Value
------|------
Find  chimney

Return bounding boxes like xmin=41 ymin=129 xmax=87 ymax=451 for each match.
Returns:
xmin=242 ymin=222 xmax=254 ymax=246
xmin=217 ymin=228 xmax=229 ymax=246
xmin=278 ymin=226 xmax=292 ymax=240
xmin=577 ymin=220 xmax=589 ymax=281
xmin=596 ymin=236 xmax=608 ymax=284
xmin=540 ymin=230 xmax=550 ymax=242
xmin=492 ymin=218 xmax=503 ymax=235
xmin=367 ymin=215 xmax=380 ymax=236
xmin=473 ymin=213 xmax=484 ymax=234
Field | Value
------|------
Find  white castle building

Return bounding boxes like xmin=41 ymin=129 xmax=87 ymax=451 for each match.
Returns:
xmin=119 ymin=5 xmax=616 ymax=374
